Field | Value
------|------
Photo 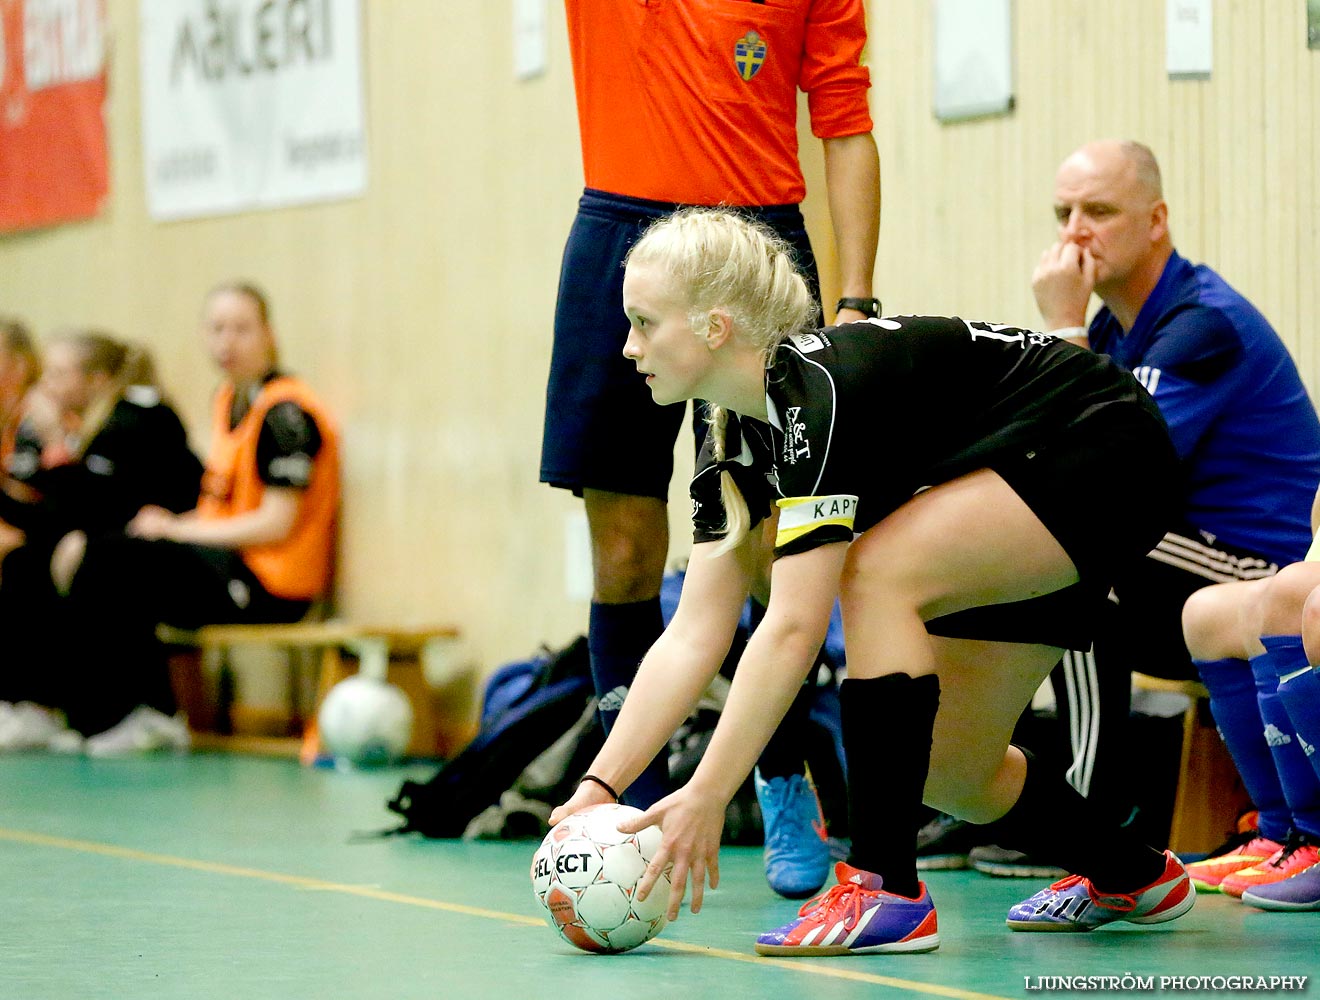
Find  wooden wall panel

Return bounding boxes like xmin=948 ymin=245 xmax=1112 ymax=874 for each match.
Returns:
xmin=1 ymin=1 xmax=1317 ymax=677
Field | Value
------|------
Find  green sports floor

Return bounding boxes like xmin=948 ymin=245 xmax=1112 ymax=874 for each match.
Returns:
xmin=2 ymin=753 xmax=1316 ymax=1000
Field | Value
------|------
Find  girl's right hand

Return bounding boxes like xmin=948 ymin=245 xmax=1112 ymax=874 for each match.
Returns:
xmin=548 ymin=779 xmax=617 ymax=827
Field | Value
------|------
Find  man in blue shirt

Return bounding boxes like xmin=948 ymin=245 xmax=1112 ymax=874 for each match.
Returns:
xmin=980 ymin=140 xmax=1320 ymax=867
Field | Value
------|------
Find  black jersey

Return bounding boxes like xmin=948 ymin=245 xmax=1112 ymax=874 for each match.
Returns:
xmin=692 ymin=410 xmax=777 ymax=544
xmin=691 ymin=316 xmax=1164 ymax=558
xmin=230 ymin=372 xmax=324 ymax=491
xmin=0 ymin=391 xmax=203 ymax=543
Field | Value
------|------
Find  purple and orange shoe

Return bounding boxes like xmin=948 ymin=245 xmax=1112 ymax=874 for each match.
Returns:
xmin=1007 ymin=850 xmax=1195 ymax=931
xmin=754 ymin=862 xmax=939 ymax=955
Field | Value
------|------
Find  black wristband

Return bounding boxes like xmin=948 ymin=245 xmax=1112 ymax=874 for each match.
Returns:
xmin=835 ymin=296 xmax=881 ymax=318
xmin=580 ymin=773 xmax=620 ymax=802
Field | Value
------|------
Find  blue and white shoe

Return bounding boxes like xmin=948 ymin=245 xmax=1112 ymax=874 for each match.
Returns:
xmin=755 ymin=862 xmax=940 ymax=956
xmin=1007 ymin=850 xmax=1195 ymax=931
xmin=755 ymin=768 xmax=831 ymax=898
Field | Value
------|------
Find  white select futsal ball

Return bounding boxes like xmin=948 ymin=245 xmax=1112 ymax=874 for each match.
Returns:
xmin=530 ymin=803 xmax=670 ymax=953
xmin=317 ymin=675 xmax=413 ymax=766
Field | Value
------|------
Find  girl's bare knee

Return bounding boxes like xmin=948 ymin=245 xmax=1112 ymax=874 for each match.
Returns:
xmin=925 ymin=768 xmax=997 ymax=823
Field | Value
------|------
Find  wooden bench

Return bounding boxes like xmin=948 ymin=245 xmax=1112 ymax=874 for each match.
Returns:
xmin=159 ymin=621 xmax=468 ymax=763
xmin=1132 ymin=672 xmax=1252 ymax=854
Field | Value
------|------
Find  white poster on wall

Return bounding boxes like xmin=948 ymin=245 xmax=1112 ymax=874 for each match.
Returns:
xmin=139 ymin=0 xmax=367 ymax=221
xmin=933 ymin=0 xmax=1013 ymax=122
xmin=1166 ymin=0 xmax=1213 ymax=79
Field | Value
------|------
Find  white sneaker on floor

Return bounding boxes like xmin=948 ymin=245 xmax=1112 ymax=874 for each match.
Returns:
xmin=0 ymin=702 xmax=73 ymax=751
xmin=85 ymin=706 xmax=191 ymax=757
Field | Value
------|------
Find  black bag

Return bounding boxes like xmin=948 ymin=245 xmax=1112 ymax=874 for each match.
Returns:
xmin=462 ymin=699 xmax=605 ymax=840
xmin=386 ymin=636 xmax=593 ymax=837
xmin=386 ymin=631 xmax=850 ymax=843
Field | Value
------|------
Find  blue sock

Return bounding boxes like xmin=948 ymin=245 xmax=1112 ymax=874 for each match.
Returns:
xmin=1195 ymin=657 xmax=1291 ymax=843
xmin=588 ymin=600 xmax=670 ymax=809
xmin=1263 ymin=634 xmax=1320 ymax=789
xmin=1251 ymin=648 xmax=1320 ymax=840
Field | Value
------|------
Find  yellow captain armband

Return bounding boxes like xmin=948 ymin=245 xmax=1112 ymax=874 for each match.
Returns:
xmin=775 ymin=494 xmax=859 ymax=548
xmin=1306 ymin=534 xmax=1320 ymax=563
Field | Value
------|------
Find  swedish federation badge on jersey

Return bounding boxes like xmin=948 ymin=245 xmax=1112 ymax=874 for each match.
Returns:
xmin=734 ymin=31 xmax=767 ymax=81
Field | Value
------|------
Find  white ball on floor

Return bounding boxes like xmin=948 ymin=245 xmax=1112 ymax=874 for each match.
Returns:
xmin=530 ymin=803 xmax=669 ymax=953
xmin=317 ymin=675 xmax=413 ymax=767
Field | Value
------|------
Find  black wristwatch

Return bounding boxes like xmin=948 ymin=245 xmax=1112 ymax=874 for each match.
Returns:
xmin=835 ymin=296 xmax=882 ymax=318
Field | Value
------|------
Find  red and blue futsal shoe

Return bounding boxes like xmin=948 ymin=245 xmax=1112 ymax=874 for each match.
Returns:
xmin=1006 ymin=850 xmax=1195 ymax=931
xmin=754 ymin=862 xmax=939 ymax=955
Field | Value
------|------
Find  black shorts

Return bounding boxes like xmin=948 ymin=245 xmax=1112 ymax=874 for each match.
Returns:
xmin=926 ymin=402 xmax=1180 ymax=650
xmin=539 ymin=188 xmax=820 ymax=499
xmin=1090 ymin=527 xmax=1281 ymax=681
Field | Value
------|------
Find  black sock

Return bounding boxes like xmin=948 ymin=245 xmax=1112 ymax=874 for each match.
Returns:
xmin=993 ymin=747 xmax=1166 ymax=892
xmin=841 ymin=672 xmax=941 ymax=898
xmin=756 ymin=681 xmax=813 ymax=779
xmin=588 ymin=600 xmax=670 ymax=809
xmin=740 ymin=597 xmax=810 ymax=780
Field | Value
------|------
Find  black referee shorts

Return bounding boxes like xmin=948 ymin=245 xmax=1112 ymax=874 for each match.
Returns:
xmin=539 ymin=188 xmax=819 ymax=499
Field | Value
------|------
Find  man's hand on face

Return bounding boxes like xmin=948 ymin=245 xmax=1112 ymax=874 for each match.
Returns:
xmin=1032 ymin=241 xmax=1097 ymax=331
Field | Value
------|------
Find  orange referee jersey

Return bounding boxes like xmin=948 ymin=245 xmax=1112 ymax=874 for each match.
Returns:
xmin=566 ymin=0 xmax=872 ymax=207
xmin=198 ymin=377 xmax=339 ymax=601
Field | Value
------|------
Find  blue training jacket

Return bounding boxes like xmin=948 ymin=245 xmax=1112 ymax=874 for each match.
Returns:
xmin=1088 ymin=251 xmax=1320 ymax=566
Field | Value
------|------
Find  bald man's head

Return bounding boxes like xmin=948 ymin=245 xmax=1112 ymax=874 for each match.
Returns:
xmin=1052 ymin=140 xmax=1171 ymax=297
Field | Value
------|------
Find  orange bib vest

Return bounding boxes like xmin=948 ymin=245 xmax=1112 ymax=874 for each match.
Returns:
xmin=198 ymin=377 xmax=339 ymax=601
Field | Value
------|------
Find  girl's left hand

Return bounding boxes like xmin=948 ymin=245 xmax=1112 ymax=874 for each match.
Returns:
xmin=616 ymin=784 xmax=725 ymax=921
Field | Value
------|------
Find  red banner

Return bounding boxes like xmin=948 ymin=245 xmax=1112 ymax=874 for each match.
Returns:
xmin=0 ymin=0 xmax=108 ymax=232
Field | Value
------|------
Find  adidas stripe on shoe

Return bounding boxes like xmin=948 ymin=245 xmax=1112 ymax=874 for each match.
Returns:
xmin=755 ymin=862 xmax=939 ymax=956
xmin=1006 ymin=850 xmax=1195 ymax=932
